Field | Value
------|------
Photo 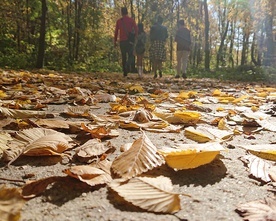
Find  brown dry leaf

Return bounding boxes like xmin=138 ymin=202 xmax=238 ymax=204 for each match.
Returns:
xmin=158 ymin=142 xmax=225 ymax=170
xmin=0 ymin=185 xmax=26 ymax=221
xmin=81 ymin=123 xmax=119 ymax=139
xmin=75 ymin=139 xmax=114 ymax=162
xmin=236 ymin=198 xmax=276 ymax=221
xmin=90 ymin=159 xmax=112 ymax=175
xmin=111 ymin=131 xmax=165 ymax=179
xmin=238 ymin=144 xmax=276 ymax=161
xmin=63 ymin=105 xmax=91 ymax=117
xmin=64 ymin=165 xmax=112 ymax=186
xmin=3 ymin=128 xmax=74 ymax=165
xmin=21 ymin=176 xmax=62 ymax=199
xmin=0 ymin=132 xmax=13 ymax=154
xmin=0 ymin=106 xmax=48 ymax=119
xmin=256 ymin=119 xmax=276 ymax=132
xmin=31 ymin=118 xmax=85 ymax=130
xmin=184 ymin=126 xmax=233 ymax=143
xmin=109 ymin=176 xmax=181 ymax=214
xmin=240 ymin=154 xmax=275 ymax=182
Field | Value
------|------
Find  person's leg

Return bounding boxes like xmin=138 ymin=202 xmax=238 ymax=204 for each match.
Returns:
xmin=182 ymin=50 xmax=190 ymax=78
xmin=157 ymin=61 xmax=162 ymax=78
xmin=137 ymin=54 xmax=142 ymax=77
xmin=120 ymin=41 xmax=128 ymax=76
xmin=176 ymin=50 xmax=183 ymax=78
xmin=153 ymin=60 xmax=158 ymax=78
xmin=126 ymin=44 xmax=134 ymax=74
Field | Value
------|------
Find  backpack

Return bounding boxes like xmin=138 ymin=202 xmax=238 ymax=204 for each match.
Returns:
xmin=135 ymin=34 xmax=146 ymax=54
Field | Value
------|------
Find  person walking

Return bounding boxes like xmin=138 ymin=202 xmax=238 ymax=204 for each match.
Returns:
xmin=175 ymin=19 xmax=191 ymax=79
xmin=135 ymin=23 xmax=147 ymax=78
xmin=149 ymin=16 xmax=168 ymax=78
xmin=114 ymin=7 xmax=138 ymax=77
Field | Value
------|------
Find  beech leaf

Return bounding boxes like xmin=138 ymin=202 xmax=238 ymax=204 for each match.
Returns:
xmin=240 ymin=154 xmax=275 ymax=182
xmin=236 ymin=198 xmax=276 ymax=221
xmin=109 ymin=176 xmax=181 ymax=213
xmin=111 ymin=131 xmax=165 ymax=179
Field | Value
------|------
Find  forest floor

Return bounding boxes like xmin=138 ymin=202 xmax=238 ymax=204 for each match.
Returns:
xmin=0 ymin=70 xmax=275 ymax=221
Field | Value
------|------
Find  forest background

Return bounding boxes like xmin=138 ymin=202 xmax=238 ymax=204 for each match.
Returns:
xmin=0 ymin=0 xmax=275 ymax=82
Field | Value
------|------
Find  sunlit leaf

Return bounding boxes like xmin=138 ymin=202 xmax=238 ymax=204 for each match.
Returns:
xmin=240 ymin=154 xmax=275 ymax=182
xmin=158 ymin=142 xmax=225 ymax=170
xmin=3 ymin=128 xmax=74 ymax=165
xmin=109 ymin=176 xmax=181 ymax=213
xmin=111 ymin=131 xmax=165 ymax=179
xmin=239 ymin=144 xmax=276 ymax=161
xmin=236 ymin=198 xmax=276 ymax=221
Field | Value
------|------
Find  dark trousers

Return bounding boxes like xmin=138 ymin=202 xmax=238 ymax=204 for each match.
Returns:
xmin=120 ymin=41 xmax=134 ymax=76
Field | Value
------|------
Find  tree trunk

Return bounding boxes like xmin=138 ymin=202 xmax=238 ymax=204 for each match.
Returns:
xmin=36 ymin=0 xmax=47 ymax=69
xmin=203 ymin=0 xmax=210 ymax=70
xmin=241 ymin=28 xmax=249 ymax=66
xmin=216 ymin=20 xmax=229 ymax=68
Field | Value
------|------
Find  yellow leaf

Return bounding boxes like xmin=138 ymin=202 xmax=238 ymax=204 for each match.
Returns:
xmin=184 ymin=127 xmax=212 ymax=143
xmin=128 ymin=85 xmax=144 ymax=93
xmin=232 ymin=95 xmax=248 ymax=104
xmin=174 ymin=110 xmax=201 ymax=124
xmin=0 ymin=90 xmax=7 ymax=98
xmin=239 ymin=144 xmax=276 ymax=161
xmin=212 ymin=89 xmax=221 ymax=96
xmin=158 ymin=142 xmax=225 ymax=170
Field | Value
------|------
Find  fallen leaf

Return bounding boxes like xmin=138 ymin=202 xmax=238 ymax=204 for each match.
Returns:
xmin=238 ymin=144 xmax=276 ymax=161
xmin=21 ymin=176 xmax=62 ymax=199
xmin=236 ymin=198 xmax=276 ymax=221
xmin=64 ymin=165 xmax=112 ymax=186
xmin=3 ymin=128 xmax=74 ymax=165
xmin=158 ymin=142 xmax=225 ymax=170
xmin=0 ymin=185 xmax=26 ymax=221
xmin=109 ymin=176 xmax=181 ymax=213
xmin=240 ymin=154 xmax=275 ymax=182
xmin=111 ymin=131 xmax=165 ymax=179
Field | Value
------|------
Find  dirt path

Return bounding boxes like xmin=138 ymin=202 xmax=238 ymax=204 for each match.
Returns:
xmin=0 ymin=71 xmax=275 ymax=221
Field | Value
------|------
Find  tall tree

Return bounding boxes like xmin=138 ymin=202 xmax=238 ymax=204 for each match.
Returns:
xmin=36 ymin=0 xmax=47 ymax=68
xmin=203 ymin=0 xmax=210 ymax=70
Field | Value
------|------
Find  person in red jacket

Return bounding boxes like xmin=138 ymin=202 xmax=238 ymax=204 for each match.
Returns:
xmin=114 ymin=7 xmax=138 ymax=77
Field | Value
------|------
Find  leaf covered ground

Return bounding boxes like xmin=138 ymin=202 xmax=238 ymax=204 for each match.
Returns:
xmin=0 ymin=70 xmax=276 ymax=221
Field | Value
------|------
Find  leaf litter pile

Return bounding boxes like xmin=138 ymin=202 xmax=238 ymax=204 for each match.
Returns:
xmin=0 ymin=70 xmax=275 ymax=221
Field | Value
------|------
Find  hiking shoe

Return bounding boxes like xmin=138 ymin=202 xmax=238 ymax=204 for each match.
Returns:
xmin=154 ymin=74 xmax=157 ymax=79
xmin=159 ymin=72 xmax=162 ymax=78
xmin=175 ymin=75 xmax=180 ymax=78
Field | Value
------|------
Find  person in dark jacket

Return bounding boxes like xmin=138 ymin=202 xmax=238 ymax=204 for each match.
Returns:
xmin=114 ymin=7 xmax=138 ymax=77
xmin=149 ymin=16 xmax=168 ymax=78
xmin=174 ymin=19 xmax=191 ymax=79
